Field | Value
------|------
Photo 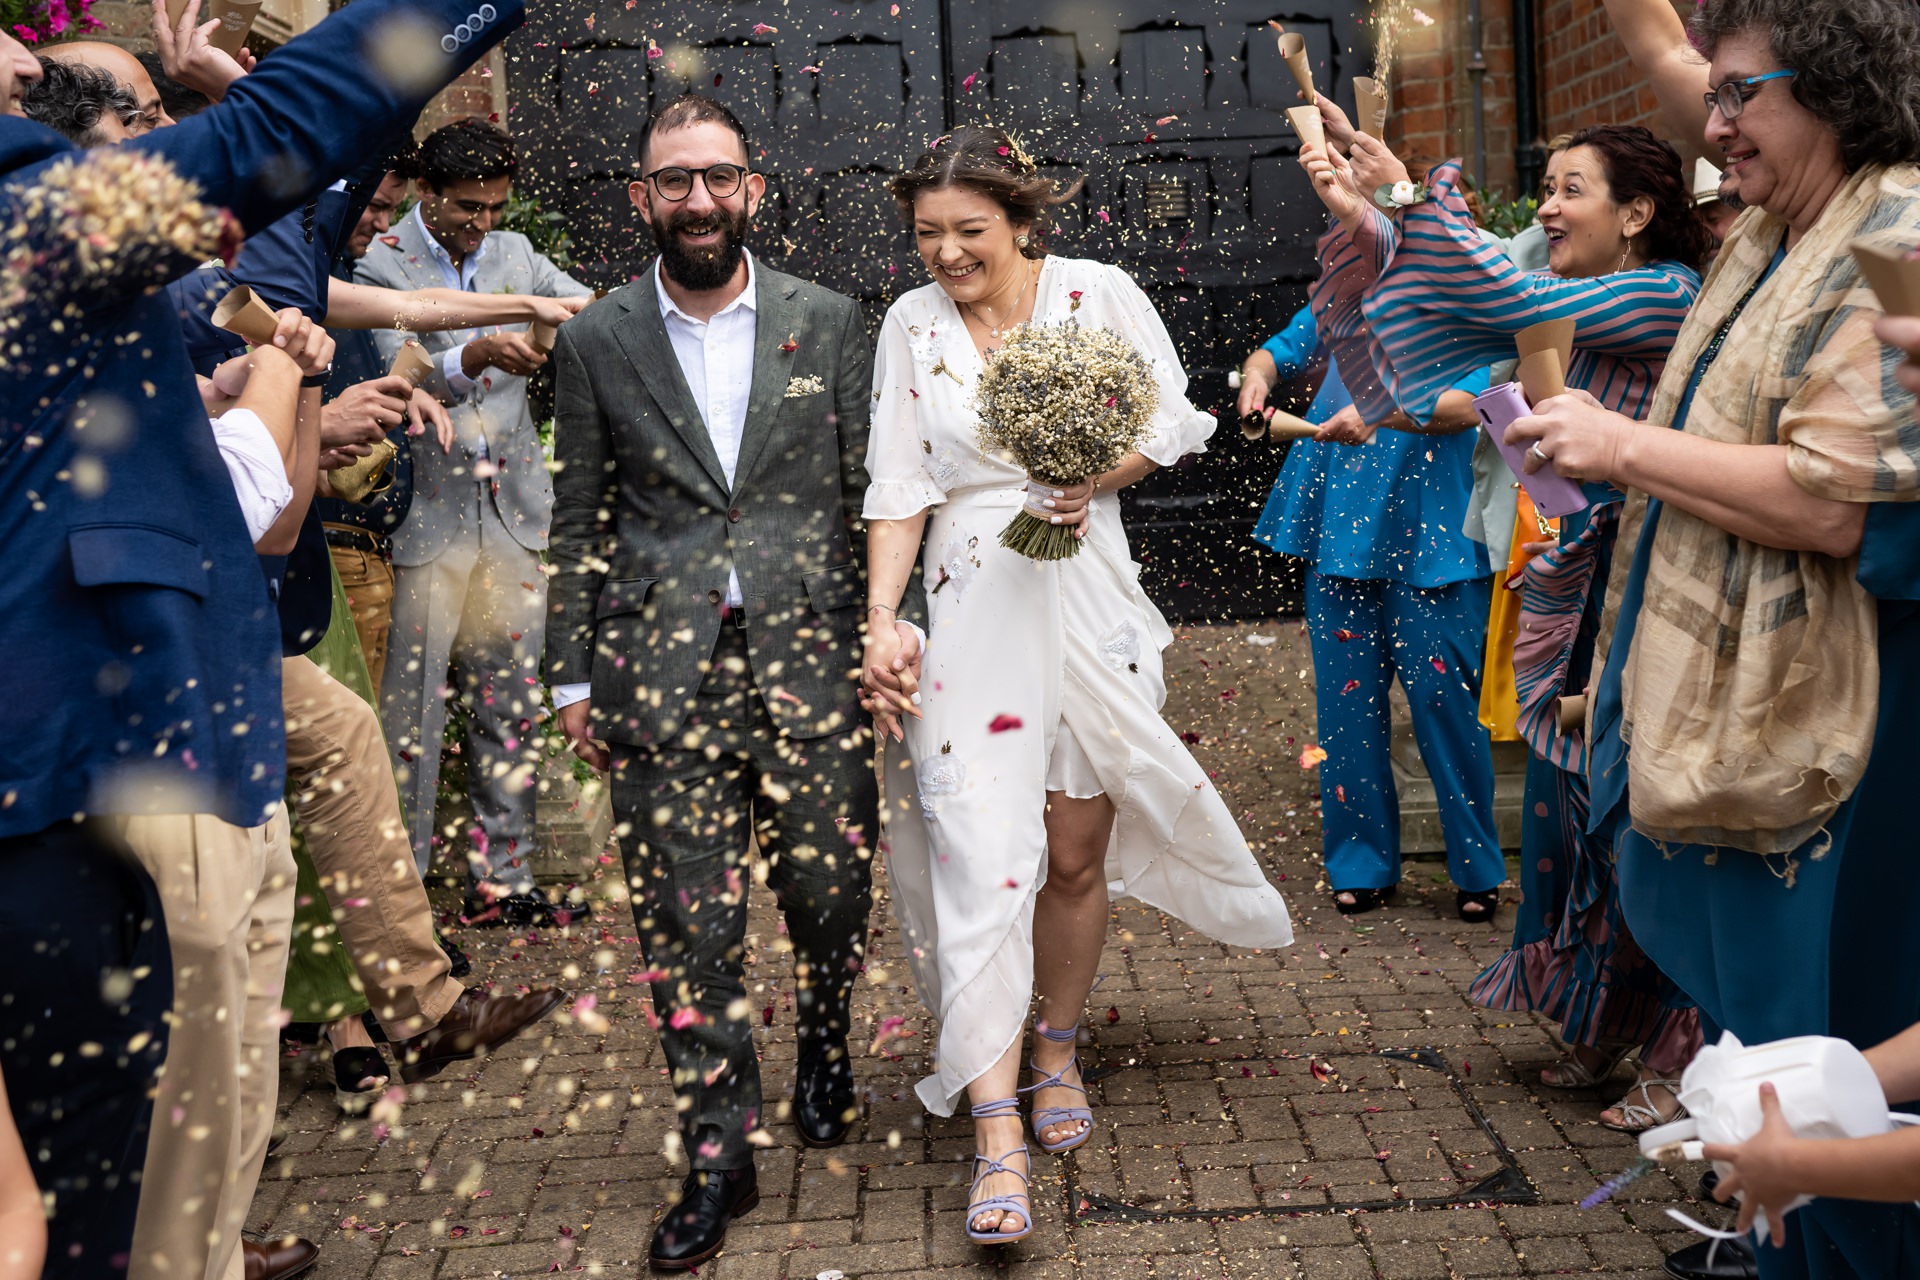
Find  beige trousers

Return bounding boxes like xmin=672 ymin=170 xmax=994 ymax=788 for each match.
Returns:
xmin=325 ymin=535 xmax=395 ymax=693
xmin=120 ymin=810 xmax=295 ymax=1280
xmin=282 ymin=654 xmax=460 ymax=1040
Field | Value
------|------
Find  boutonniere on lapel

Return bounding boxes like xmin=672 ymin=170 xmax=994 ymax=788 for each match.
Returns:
xmin=780 ymin=333 xmax=798 ymax=353
xmin=784 ymin=374 xmax=825 ymax=398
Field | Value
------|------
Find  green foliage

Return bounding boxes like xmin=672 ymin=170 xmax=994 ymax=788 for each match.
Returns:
xmin=502 ymin=190 xmax=574 ymax=270
xmin=1477 ymin=190 xmax=1541 ymax=241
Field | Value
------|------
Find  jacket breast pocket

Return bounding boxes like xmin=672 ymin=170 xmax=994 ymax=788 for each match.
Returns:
xmin=70 ymin=524 xmax=210 ymax=599
xmin=802 ymin=563 xmax=860 ymax=614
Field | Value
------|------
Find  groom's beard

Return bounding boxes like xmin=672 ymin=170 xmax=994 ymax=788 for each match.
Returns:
xmin=653 ymin=204 xmax=751 ymax=291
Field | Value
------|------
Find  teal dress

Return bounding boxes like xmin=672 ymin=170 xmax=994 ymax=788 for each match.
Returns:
xmin=1589 ymin=290 xmax=1920 ymax=1276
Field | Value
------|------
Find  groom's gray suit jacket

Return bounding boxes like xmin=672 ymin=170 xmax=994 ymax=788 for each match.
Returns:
xmin=544 ymin=262 xmax=878 ymax=746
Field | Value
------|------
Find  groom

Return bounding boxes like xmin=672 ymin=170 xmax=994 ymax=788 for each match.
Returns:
xmin=546 ymin=93 xmax=919 ymax=1271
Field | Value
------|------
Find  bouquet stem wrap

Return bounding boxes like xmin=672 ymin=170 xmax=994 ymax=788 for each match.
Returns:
xmin=972 ymin=320 xmax=1159 ymax=561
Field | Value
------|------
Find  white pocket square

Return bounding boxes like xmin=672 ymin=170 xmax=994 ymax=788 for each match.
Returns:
xmin=784 ymin=375 xmax=825 ymax=398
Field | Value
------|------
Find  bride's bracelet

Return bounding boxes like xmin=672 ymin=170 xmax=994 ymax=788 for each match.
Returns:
xmin=867 ymin=603 xmax=898 ymax=618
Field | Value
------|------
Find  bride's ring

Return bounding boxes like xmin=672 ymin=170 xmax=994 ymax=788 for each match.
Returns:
xmin=1526 ymin=443 xmax=1550 ymax=466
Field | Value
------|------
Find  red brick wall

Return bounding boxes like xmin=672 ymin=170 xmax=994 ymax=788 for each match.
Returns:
xmin=1382 ymin=0 xmax=1688 ymax=201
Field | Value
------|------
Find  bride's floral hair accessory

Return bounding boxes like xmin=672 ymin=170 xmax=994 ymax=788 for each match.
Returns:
xmin=889 ymin=124 xmax=1084 ymax=259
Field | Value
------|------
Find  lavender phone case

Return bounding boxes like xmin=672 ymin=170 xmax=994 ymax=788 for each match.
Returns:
xmin=1473 ymin=381 xmax=1590 ymax=519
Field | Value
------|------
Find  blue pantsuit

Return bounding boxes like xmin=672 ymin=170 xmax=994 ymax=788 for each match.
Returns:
xmin=1251 ymin=307 xmax=1502 ymax=895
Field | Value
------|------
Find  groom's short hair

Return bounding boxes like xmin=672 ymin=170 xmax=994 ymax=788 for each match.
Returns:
xmin=640 ymin=93 xmax=750 ymax=170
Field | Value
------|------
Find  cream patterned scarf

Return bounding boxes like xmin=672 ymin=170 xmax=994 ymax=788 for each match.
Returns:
xmin=1601 ymin=162 xmax=1920 ymax=854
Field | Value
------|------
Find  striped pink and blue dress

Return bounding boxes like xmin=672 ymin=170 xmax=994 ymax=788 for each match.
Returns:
xmin=1311 ymin=161 xmax=1704 ymax=1067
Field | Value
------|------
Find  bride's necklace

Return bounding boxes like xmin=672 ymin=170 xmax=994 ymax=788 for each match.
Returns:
xmin=963 ymin=260 xmax=1036 ymax=339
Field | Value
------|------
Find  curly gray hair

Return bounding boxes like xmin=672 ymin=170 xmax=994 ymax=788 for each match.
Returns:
xmin=1689 ymin=0 xmax=1920 ymax=172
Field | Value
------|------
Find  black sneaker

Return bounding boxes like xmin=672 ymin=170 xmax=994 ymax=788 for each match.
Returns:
xmin=461 ymin=886 xmax=590 ymax=929
xmin=436 ymin=930 xmax=472 ymax=978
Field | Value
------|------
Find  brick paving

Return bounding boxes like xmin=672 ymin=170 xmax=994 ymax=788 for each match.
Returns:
xmin=254 ymin=622 xmax=1719 ymax=1278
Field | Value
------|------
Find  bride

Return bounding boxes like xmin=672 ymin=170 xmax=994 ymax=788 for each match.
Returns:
xmin=856 ymin=125 xmax=1294 ymax=1246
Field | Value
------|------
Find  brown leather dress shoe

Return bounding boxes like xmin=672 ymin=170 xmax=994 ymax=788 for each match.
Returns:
xmin=243 ymin=1236 xmax=319 ymax=1280
xmin=396 ymin=986 xmax=569 ymax=1083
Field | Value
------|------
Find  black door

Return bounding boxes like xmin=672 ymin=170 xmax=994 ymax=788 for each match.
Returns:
xmin=507 ymin=0 xmax=1367 ymax=619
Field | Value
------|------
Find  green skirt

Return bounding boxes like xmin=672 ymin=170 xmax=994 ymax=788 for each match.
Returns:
xmin=280 ymin=557 xmax=381 ymax=1027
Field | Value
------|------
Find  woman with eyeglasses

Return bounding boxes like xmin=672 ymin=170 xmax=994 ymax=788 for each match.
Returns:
xmin=1514 ymin=3 xmax=1920 ymax=1274
xmin=1298 ymin=118 xmax=1713 ymax=1134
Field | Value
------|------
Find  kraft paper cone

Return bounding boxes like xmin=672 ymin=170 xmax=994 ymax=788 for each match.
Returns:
xmin=529 ymin=320 xmax=559 ymax=353
xmin=1853 ymin=239 xmax=1920 ymax=317
xmin=164 ymin=0 xmax=193 ymax=28
xmin=208 ymin=0 xmax=261 ymax=54
xmin=1515 ymin=317 xmax=1575 ymax=362
xmin=212 ymin=284 xmax=280 ymax=346
xmin=1285 ymin=106 xmax=1325 ymax=154
xmin=1263 ymin=409 xmax=1320 ymax=441
xmin=330 ymin=438 xmax=397 ymax=504
xmin=1353 ymin=77 xmax=1389 ymax=135
xmin=390 ymin=340 xmax=435 ymax=388
xmin=1516 ymin=349 xmax=1568 ymax=404
xmin=1556 ymin=693 xmax=1588 ymax=735
xmin=1277 ymin=31 xmax=1315 ymax=100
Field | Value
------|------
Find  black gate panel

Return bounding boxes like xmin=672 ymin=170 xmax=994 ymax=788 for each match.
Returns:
xmin=508 ymin=1 xmax=1368 ymax=619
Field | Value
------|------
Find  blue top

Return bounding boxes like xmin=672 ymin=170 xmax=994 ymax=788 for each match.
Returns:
xmin=1251 ymin=306 xmax=1491 ymax=588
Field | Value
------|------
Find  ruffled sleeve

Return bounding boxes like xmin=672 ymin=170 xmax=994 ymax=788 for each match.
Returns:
xmin=1089 ymin=262 xmax=1216 ymax=466
xmin=861 ymin=303 xmax=948 ymax=520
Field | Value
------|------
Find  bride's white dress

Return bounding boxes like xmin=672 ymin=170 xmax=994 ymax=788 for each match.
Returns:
xmin=863 ymin=255 xmax=1295 ymax=1116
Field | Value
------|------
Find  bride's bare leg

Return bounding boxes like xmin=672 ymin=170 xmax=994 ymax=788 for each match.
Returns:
xmin=966 ymin=1045 xmax=1028 ymax=1235
xmin=1031 ymin=790 xmax=1114 ymax=1148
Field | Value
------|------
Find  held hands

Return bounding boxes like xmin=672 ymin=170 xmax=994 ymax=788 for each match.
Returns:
xmin=1701 ymin=1082 xmax=1802 ymax=1248
xmin=557 ymin=700 xmax=609 ymax=772
xmin=465 ymin=332 xmax=548 ymax=379
xmin=1313 ymin=404 xmax=1376 ymax=446
xmin=151 ymin=0 xmax=252 ymax=102
xmin=1024 ymin=476 xmax=1095 ymax=540
xmin=1505 ymin=389 xmax=1629 ymax=484
xmin=860 ymin=619 xmax=926 ymax=743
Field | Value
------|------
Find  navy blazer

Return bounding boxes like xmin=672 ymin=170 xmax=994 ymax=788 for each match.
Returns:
xmin=0 ymin=0 xmax=523 ymax=836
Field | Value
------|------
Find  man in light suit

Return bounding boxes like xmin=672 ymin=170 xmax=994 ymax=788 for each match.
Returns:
xmin=355 ymin=118 xmax=592 ymax=924
xmin=545 ymin=94 xmax=922 ymax=1270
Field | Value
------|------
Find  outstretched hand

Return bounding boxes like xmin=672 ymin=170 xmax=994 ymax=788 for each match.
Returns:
xmin=1298 ymin=139 xmax=1367 ymax=225
xmin=1313 ymin=404 xmax=1375 ymax=446
xmin=151 ymin=0 xmax=250 ymax=102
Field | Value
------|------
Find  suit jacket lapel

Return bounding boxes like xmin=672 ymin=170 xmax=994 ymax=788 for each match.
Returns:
xmin=391 ymin=214 xmax=455 ymax=296
xmin=610 ymin=266 xmax=731 ymax=496
xmin=731 ymin=271 xmax=802 ymax=496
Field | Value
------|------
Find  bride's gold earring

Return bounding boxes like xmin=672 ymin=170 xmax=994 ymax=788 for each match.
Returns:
xmin=1618 ymin=236 xmax=1632 ymax=273
xmin=1015 ymin=234 xmax=1030 ymax=248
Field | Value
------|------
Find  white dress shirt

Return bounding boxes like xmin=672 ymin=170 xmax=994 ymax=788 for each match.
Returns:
xmin=407 ymin=204 xmax=493 ymax=402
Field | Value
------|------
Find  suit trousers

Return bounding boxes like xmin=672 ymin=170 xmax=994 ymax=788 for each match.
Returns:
xmin=1306 ymin=572 xmax=1506 ymax=895
xmin=608 ymin=627 xmax=877 ymax=1170
xmin=120 ymin=810 xmax=295 ymax=1280
xmin=283 ymin=654 xmax=462 ymax=1039
xmin=382 ymin=498 xmax=547 ymax=888
xmin=327 ymin=536 xmax=395 ymax=693
xmin=0 ymin=821 xmax=171 ymax=1280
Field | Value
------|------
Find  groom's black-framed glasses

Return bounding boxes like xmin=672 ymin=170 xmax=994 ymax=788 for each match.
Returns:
xmin=642 ymin=164 xmax=749 ymax=201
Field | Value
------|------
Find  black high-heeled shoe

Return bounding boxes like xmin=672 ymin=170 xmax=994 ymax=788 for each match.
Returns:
xmin=1456 ymin=888 xmax=1500 ymax=922
xmin=1332 ymin=885 xmax=1397 ymax=915
xmin=332 ymin=1046 xmax=390 ymax=1114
